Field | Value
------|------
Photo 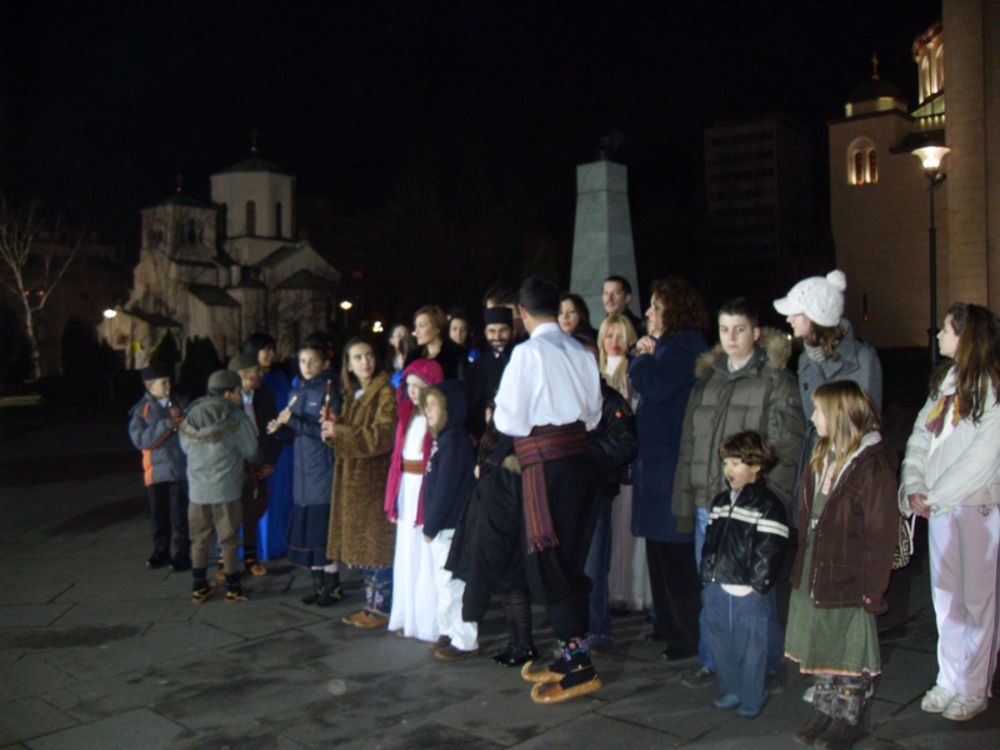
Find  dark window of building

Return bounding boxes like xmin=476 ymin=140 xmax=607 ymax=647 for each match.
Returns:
xmin=246 ymin=201 xmax=256 ymax=236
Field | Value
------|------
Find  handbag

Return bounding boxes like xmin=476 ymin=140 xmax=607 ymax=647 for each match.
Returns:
xmin=891 ymin=513 xmax=916 ymax=570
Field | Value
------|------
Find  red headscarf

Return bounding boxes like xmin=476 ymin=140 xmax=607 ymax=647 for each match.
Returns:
xmin=383 ymin=358 xmax=444 ymax=523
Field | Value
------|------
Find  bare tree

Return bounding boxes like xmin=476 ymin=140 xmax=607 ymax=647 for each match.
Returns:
xmin=0 ymin=196 xmax=82 ymax=381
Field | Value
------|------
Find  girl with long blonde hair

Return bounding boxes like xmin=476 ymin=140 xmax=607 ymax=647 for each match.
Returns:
xmin=785 ymin=380 xmax=899 ymax=747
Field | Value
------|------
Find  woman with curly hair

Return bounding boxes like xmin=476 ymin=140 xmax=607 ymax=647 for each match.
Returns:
xmin=902 ymin=303 xmax=1000 ymax=722
xmin=627 ymin=277 xmax=709 ymax=660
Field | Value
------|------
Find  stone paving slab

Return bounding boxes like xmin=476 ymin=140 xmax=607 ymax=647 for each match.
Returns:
xmin=23 ymin=707 xmax=186 ymax=750
xmin=2 ymin=408 xmax=1000 ymax=749
xmin=0 ymin=697 xmax=77 ymax=746
xmin=0 ymin=605 xmax=74 ymax=629
xmin=0 ymin=654 xmax=78 ymax=702
xmin=428 ymin=681 xmax=596 ymax=747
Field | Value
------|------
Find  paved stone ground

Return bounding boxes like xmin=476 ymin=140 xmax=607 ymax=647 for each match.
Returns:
xmin=1 ymin=404 xmax=999 ymax=749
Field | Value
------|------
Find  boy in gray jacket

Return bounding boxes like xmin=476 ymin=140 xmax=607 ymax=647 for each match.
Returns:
xmin=179 ymin=369 xmax=258 ymax=602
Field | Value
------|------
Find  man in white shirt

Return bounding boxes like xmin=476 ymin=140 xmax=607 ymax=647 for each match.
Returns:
xmin=494 ymin=274 xmax=604 ymax=704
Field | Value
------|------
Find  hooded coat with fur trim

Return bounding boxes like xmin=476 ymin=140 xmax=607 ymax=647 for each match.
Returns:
xmin=673 ymin=329 xmax=805 ymax=528
xmin=383 ymin=359 xmax=445 ymax=522
xmin=179 ymin=395 xmax=257 ymax=504
xmin=325 ymin=370 xmax=398 ymax=567
xmin=420 ymin=380 xmax=477 ymax=539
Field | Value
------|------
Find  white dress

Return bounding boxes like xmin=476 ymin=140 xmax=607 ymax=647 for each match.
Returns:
xmin=387 ymin=415 xmax=440 ymax=642
xmin=603 ymin=365 xmax=653 ymax=612
xmin=608 ymin=483 xmax=653 ymax=611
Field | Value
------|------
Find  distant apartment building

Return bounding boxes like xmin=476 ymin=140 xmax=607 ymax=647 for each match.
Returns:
xmin=704 ymin=115 xmax=821 ymax=311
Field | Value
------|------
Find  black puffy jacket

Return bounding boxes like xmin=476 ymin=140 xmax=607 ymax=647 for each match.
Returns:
xmin=699 ymin=477 xmax=789 ymax=594
xmin=590 ymin=381 xmax=639 ymax=500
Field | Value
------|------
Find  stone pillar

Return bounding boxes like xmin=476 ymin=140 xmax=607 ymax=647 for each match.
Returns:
xmin=569 ymin=159 xmax=641 ymax=324
xmin=943 ymin=0 xmax=1000 ymax=306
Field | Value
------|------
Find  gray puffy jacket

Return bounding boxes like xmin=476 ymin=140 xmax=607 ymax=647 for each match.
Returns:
xmin=179 ymin=396 xmax=257 ymax=504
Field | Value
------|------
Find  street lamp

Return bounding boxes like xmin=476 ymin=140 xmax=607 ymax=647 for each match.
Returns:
xmin=339 ymin=300 xmax=353 ymax=331
xmin=912 ymin=145 xmax=949 ymax=368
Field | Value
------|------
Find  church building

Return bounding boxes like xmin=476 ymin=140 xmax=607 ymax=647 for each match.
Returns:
xmin=829 ymin=0 xmax=998 ymax=350
xmin=102 ymin=148 xmax=341 ymax=367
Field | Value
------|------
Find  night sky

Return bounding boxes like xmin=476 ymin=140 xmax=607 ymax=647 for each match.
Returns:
xmin=3 ymin=0 xmax=941 ymax=298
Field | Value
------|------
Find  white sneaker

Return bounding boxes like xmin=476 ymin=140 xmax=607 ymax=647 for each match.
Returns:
xmin=942 ymin=694 xmax=988 ymax=721
xmin=920 ymin=684 xmax=956 ymax=713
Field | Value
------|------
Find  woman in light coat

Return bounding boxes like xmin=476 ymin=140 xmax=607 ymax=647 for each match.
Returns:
xmin=901 ymin=302 xmax=1000 ymax=722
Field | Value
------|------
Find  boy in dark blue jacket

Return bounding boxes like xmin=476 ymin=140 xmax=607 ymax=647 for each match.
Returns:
xmin=700 ymin=431 xmax=788 ymax=718
xmin=420 ymin=380 xmax=478 ymax=660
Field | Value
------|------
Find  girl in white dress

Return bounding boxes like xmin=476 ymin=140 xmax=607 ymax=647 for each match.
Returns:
xmin=383 ymin=359 xmax=444 ymax=641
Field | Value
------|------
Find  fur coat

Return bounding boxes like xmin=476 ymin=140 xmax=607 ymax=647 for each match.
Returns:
xmin=325 ymin=371 xmax=399 ymax=566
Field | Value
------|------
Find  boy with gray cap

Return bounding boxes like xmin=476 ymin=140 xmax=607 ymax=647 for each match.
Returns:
xmin=226 ymin=352 xmax=280 ymax=577
xmin=179 ymin=369 xmax=258 ymax=602
xmin=128 ymin=364 xmax=189 ymax=571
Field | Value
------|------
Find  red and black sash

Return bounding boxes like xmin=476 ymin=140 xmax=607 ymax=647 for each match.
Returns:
xmin=513 ymin=421 xmax=589 ymax=553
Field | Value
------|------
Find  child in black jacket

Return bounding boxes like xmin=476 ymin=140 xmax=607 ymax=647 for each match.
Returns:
xmin=700 ymin=431 xmax=788 ymax=718
xmin=420 ymin=380 xmax=478 ymax=660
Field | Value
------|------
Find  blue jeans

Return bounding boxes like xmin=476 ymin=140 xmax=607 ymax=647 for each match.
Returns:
xmin=584 ymin=499 xmax=613 ymax=646
xmin=702 ymin=583 xmax=768 ymax=712
xmin=696 ymin=506 xmax=784 ymax=673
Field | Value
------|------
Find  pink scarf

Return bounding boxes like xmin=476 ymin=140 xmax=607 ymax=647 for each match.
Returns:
xmin=383 ymin=359 xmax=444 ymax=524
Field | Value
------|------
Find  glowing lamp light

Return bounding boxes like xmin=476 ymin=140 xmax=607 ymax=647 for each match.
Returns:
xmin=372 ymin=320 xmax=384 ymax=333
xmin=339 ymin=300 xmax=353 ymax=311
xmin=912 ymin=145 xmax=950 ymax=171
xmin=103 ymin=308 xmax=118 ymax=319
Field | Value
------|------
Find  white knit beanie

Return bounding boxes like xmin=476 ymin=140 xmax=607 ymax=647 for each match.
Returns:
xmin=773 ymin=270 xmax=847 ymax=327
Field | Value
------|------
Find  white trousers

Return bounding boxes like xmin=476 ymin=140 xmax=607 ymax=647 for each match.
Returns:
xmin=928 ymin=504 xmax=1000 ymax=698
xmin=429 ymin=529 xmax=479 ymax=651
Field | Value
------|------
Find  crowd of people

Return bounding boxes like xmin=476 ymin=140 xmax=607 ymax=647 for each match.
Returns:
xmin=126 ymin=269 xmax=1000 ymax=748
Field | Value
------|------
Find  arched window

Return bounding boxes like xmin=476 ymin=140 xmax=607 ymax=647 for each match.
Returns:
xmin=246 ymin=201 xmax=256 ymax=236
xmin=275 ymin=201 xmax=283 ymax=238
xmin=848 ymin=138 xmax=878 ymax=185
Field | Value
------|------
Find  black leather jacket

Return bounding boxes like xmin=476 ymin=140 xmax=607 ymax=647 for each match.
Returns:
xmin=699 ymin=477 xmax=789 ymax=594
xmin=590 ymin=382 xmax=639 ymax=500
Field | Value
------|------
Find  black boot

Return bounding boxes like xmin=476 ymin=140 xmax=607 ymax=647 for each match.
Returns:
xmin=315 ymin=571 xmax=343 ymax=607
xmin=191 ymin=568 xmax=215 ymax=603
xmin=224 ymin=572 xmax=247 ymax=603
xmin=302 ymin=569 xmax=325 ymax=604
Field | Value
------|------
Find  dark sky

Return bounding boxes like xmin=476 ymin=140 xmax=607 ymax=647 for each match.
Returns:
xmin=3 ymin=0 xmax=941 ymax=263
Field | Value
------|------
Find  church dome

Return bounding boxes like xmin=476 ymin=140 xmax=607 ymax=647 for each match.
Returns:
xmin=849 ymin=77 xmax=907 ymax=106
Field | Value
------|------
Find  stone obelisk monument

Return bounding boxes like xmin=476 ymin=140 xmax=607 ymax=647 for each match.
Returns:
xmin=569 ymin=154 xmax=641 ymax=322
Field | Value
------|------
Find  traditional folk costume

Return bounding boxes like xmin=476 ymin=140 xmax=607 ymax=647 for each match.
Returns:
xmin=259 ymin=365 xmax=294 ymax=559
xmin=494 ymin=320 xmax=603 ymax=703
xmin=384 ymin=359 xmax=444 ymax=641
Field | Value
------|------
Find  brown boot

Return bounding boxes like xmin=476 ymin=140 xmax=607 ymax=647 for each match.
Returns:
xmin=794 ymin=711 xmax=832 ymax=745
xmin=813 ymin=718 xmax=866 ymax=749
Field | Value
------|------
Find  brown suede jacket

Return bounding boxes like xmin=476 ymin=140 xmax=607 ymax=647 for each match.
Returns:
xmin=790 ymin=434 xmax=899 ymax=615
